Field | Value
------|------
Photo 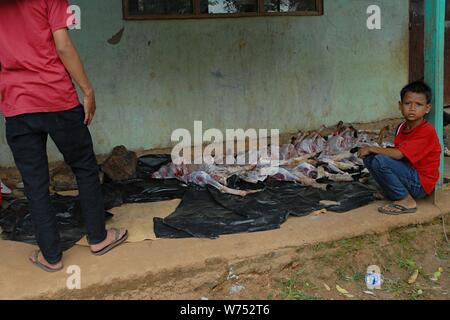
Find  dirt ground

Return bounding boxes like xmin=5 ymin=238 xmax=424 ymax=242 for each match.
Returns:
xmin=105 ymin=214 xmax=450 ymax=300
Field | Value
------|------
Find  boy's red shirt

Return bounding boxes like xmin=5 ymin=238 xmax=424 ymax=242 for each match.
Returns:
xmin=394 ymin=119 xmax=441 ymax=194
xmin=0 ymin=0 xmax=79 ymax=117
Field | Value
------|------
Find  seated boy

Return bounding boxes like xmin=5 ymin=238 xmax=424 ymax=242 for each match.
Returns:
xmin=358 ymin=81 xmax=441 ymax=215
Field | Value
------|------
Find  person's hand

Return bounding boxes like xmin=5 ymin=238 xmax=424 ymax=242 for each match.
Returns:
xmin=357 ymin=147 xmax=372 ymax=158
xmin=83 ymin=91 xmax=96 ymax=125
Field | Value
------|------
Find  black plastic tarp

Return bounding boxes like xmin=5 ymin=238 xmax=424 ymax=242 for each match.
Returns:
xmin=0 ymin=155 xmax=187 ymax=249
xmin=0 ymin=178 xmax=188 ymax=248
xmin=0 ymin=194 xmax=113 ymax=250
xmin=102 ymin=178 xmax=188 ymax=209
xmin=135 ymin=154 xmax=172 ymax=179
xmin=154 ymin=178 xmax=377 ymax=239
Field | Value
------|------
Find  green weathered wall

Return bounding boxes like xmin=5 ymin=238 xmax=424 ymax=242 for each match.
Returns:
xmin=0 ymin=0 xmax=409 ymax=166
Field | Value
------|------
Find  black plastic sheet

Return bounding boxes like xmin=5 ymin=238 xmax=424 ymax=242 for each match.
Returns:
xmin=154 ymin=179 xmax=377 ymax=239
xmin=102 ymin=178 xmax=188 ymax=209
xmin=154 ymin=188 xmax=247 ymax=239
xmin=0 ymin=155 xmax=187 ymax=249
xmin=135 ymin=154 xmax=172 ymax=179
xmin=315 ymin=182 xmax=377 ymax=213
xmin=0 ymin=194 xmax=113 ymax=250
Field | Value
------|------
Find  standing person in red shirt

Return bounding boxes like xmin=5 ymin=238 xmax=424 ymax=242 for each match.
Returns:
xmin=0 ymin=0 xmax=128 ymax=272
xmin=358 ymin=81 xmax=442 ymax=215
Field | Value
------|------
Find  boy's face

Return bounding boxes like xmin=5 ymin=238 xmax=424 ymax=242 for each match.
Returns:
xmin=399 ymin=92 xmax=431 ymax=122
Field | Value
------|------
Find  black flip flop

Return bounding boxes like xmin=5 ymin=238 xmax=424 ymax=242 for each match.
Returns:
xmin=378 ymin=204 xmax=417 ymax=215
xmin=29 ymin=250 xmax=64 ymax=273
xmin=91 ymin=228 xmax=128 ymax=256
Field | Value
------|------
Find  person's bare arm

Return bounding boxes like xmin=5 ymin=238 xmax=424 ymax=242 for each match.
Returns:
xmin=53 ymin=28 xmax=95 ymax=125
xmin=358 ymin=146 xmax=405 ymax=160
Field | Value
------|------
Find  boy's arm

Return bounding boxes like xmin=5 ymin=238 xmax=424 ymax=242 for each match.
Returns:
xmin=52 ymin=28 xmax=96 ymax=125
xmin=358 ymin=146 xmax=404 ymax=160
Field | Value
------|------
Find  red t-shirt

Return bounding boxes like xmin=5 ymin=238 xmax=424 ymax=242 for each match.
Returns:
xmin=0 ymin=0 xmax=79 ymax=117
xmin=394 ymin=120 xmax=441 ymax=194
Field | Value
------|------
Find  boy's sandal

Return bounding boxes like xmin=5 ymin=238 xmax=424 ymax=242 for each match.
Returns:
xmin=378 ymin=204 xmax=417 ymax=215
xmin=29 ymin=250 xmax=64 ymax=273
xmin=91 ymin=228 xmax=128 ymax=256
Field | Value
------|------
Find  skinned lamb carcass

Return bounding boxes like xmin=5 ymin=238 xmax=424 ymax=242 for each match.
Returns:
xmin=186 ymin=171 xmax=261 ymax=197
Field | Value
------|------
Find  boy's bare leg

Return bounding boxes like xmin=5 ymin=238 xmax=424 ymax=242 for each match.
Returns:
xmin=394 ymin=194 xmax=417 ymax=208
xmin=380 ymin=193 xmax=417 ymax=213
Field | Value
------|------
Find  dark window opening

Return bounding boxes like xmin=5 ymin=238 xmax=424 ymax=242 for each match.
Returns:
xmin=128 ymin=0 xmax=193 ymax=15
xmin=200 ymin=0 xmax=258 ymax=14
xmin=264 ymin=0 xmax=317 ymax=13
xmin=123 ymin=0 xmax=323 ymax=19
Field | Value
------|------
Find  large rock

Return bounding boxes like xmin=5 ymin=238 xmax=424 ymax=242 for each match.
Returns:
xmin=50 ymin=163 xmax=104 ymax=192
xmin=50 ymin=163 xmax=78 ymax=191
xmin=102 ymin=146 xmax=138 ymax=182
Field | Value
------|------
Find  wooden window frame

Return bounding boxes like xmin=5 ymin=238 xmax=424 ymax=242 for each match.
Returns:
xmin=123 ymin=0 xmax=323 ymax=20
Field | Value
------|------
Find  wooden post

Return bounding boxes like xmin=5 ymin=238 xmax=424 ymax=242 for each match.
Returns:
xmin=424 ymin=0 xmax=446 ymax=189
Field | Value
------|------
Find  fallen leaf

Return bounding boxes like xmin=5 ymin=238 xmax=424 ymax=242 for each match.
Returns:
xmin=336 ymin=285 xmax=356 ymax=299
xmin=364 ymin=290 xmax=376 ymax=296
xmin=324 ymin=283 xmax=331 ymax=291
xmin=408 ymin=269 xmax=419 ymax=284
xmin=336 ymin=285 xmax=348 ymax=294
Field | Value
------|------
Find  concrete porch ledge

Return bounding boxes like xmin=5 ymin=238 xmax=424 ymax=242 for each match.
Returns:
xmin=0 ymin=191 xmax=449 ymax=300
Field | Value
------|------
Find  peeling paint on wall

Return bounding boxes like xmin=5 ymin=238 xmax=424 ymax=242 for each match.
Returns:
xmin=107 ymin=27 xmax=125 ymax=45
xmin=211 ymin=69 xmax=225 ymax=79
